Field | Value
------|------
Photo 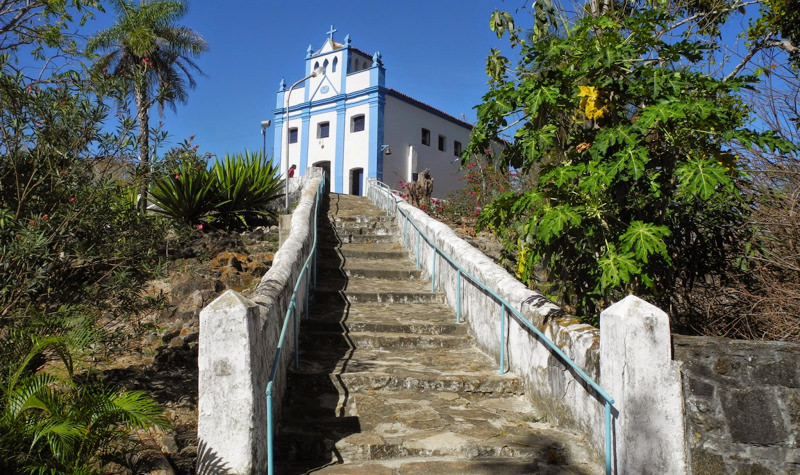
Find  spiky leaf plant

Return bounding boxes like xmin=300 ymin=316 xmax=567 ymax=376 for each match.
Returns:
xmin=210 ymin=150 xmax=284 ymax=230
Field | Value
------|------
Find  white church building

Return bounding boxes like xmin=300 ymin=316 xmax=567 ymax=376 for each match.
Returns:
xmin=272 ymin=28 xmax=472 ymax=196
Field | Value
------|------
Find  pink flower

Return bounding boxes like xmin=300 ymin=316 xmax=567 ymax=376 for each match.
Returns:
xmin=69 ymin=197 xmax=76 ymax=203
xmin=175 ymin=173 xmax=180 ymax=180
xmin=197 ymin=224 xmax=203 ymax=230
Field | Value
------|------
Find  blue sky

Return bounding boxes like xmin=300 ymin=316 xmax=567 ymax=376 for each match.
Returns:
xmin=88 ymin=1 xmax=516 ymax=160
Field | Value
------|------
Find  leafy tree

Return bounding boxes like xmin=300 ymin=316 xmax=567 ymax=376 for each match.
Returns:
xmin=468 ymin=5 xmax=795 ymax=321
xmin=1 ymin=3 xmax=174 ymax=470
xmin=87 ymin=0 xmax=207 ymax=210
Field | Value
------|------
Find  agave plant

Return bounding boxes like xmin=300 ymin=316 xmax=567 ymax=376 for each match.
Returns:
xmin=210 ymin=150 xmax=284 ymax=230
xmin=148 ymin=163 xmax=215 ymax=225
xmin=0 ymin=329 xmax=168 ymax=474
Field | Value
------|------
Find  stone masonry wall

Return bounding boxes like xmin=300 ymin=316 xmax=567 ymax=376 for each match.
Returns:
xmin=673 ymin=335 xmax=800 ymax=474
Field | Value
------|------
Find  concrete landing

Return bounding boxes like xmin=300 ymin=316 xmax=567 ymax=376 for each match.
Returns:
xmin=275 ymin=193 xmax=600 ymax=474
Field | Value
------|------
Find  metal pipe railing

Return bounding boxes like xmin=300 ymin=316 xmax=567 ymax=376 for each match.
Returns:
xmin=367 ymin=178 xmax=615 ymax=475
xmin=265 ymin=173 xmax=326 ymax=475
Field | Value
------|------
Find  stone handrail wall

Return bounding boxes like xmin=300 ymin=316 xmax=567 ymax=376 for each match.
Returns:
xmin=674 ymin=334 xmax=800 ymax=473
xmin=197 ymin=168 xmax=324 ymax=474
xmin=371 ymin=183 xmax=687 ymax=474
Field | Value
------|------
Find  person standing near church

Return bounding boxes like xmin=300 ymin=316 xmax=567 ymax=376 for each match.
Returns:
xmin=288 ymin=164 xmax=296 ymax=177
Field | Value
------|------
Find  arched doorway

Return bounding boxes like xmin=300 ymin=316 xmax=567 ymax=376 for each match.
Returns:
xmin=312 ymin=160 xmax=331 ymax=192
xmin=350 ymin=168 xmax=364 ymax=196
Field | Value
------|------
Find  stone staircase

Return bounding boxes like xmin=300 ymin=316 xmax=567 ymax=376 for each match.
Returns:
xmin=275 ymin=193 xmax=600 ymax=474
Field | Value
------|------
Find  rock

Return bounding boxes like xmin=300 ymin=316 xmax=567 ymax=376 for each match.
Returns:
xmin=161 ymin=329 xmax=180 ymax=344
xmin=160 ymin=433 xmax=179 ymax=454
xmin=168 ymin=273 xmax=216 ymax=301
xmin=173 ymin=289 xmax=210 ymax=321
xmin=142 ymin=453 xmax=175 ymax=475
xmin=210 ymin=251 xmax=248 ymax=271
xmin=182 ymin=331 xmax=199 ymax=344
xmin=179 ymin=445 xmax=198 ymax=458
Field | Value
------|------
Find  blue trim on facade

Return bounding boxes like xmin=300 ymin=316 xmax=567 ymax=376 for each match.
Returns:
xmin=334 ymin=102 xmax=347 ymax=193
xmin=299 ymin=111 xmax=312 ymax=174
xmin=367 ymin=91 xmax=384 ymax=182
xmin=273 ymin=120 xmax=283 ymax=172
xmin=270 ymin=85 xmax=383 ymax=116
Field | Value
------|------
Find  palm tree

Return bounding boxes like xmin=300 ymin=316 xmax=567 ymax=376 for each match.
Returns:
xmin=88 ymin=0 xmax=207 ymax=210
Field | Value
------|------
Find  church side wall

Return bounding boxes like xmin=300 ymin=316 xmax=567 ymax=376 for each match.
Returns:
xmin=383 ymin=95 xmax=468 ymax=197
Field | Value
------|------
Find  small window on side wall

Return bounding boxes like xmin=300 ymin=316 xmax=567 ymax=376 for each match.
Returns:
xmin=318 ymin=122 xmax=330 ymax=139
xmin=289 ymin=128 xmax=298 ymax=144
xmin=438 ymin=135 xmax=446 ymax=152
xmin=351 ymin=115 xmax=365 ymax=132
xmin=421 ymin=128 xmax=430 ymax=146
xmin=453 ymin=140 xmax=462 ymax=157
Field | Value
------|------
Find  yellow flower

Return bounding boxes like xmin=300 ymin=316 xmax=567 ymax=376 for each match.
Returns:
xmin=516 ymin=245 xmax=529 ymax=280
xmin=578 ymin=85 xmax=609 ymax=120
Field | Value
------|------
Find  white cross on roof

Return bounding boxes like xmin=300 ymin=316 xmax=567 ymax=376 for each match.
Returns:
xmin=326 ymin=24 xmax=337 ymax=40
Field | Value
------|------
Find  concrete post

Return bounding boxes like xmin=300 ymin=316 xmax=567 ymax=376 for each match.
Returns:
xmin=600 ymin=295 xmax=687 ymax=474
xmin=198 ymin=290 xmax=269 ymax=474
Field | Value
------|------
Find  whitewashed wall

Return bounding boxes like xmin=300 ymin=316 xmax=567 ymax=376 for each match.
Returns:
xmin=198 ymin=169 xmax=324 ymax=474
xmin=383 ymin=94 xmax=469 ymax=196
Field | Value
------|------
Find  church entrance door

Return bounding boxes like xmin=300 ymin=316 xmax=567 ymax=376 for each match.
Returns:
xmin=312 ymin=160 xmax=331 ymax=192
xmin=350 ymin=168 xmax=364 ymax=196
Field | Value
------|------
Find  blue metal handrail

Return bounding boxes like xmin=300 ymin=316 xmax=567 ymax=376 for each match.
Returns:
xmin=265 ymin=173 xmax=326 ymax=475
xmin=367 ymin=178 xmax=615 ymax=475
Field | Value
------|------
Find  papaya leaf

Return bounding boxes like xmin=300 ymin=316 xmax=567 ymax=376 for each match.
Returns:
xmin=619 ymin=220 xmax=670 ymax=264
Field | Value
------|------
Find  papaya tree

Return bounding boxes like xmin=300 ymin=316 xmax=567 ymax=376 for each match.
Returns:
xmin=468 ymin=5 xmax=795 ymax=322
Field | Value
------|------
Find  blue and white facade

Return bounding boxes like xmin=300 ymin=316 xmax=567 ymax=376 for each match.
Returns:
xmin=273 ymin=30 xmax=472 ymax=196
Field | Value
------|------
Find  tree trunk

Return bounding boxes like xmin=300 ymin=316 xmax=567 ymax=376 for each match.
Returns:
xmin=135 ymin=83 xmax=150 ymax=212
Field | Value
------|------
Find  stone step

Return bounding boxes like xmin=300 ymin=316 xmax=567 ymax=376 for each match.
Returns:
xmin=317 ymin=262 xmax=422 ymax=280
xmin=288 ymin=345 xmax=520 ymax=395
xmin=277 ymin=457 xmax=584 ymax=475
xmin=313 ymin=289 xmax=444 ymax=305
xmin=301 ymin=330 xmax=468 ymax=351
xmin=277 ymin=390 xmax=593 ymax=468
xmin=313 ymin=277 xmax=443 ymax=305
xmin=305 ymin=301 xmax=464 ymax=336
xmin=330 ymin=218 xmax=396 ymax=232
xmin=320 ymin=232 xmax=398 ymax=245
xmin=317 ymin=242 xmax=409 ymax=260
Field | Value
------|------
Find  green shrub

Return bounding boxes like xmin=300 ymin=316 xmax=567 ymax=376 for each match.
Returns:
xmin=0 ymin=329 xmax=168 ymax=474
xmin=211 ymin=150 xmax=283 ymax=229
xmin=149 ymin=163 xmax=215 ymax=226
xmin=150 ymin=149 xmax=284 ymax=230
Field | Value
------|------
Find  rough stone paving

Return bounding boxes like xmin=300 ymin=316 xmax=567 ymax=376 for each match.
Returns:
xmin=275 ymin=193 xmax=601 ymax=474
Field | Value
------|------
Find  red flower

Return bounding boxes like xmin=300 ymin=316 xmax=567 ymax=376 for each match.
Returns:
xmin=69 ymin=197 xmax=76 ymax=203
xmin=175 ymin=173 xmax=180 ymax=180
